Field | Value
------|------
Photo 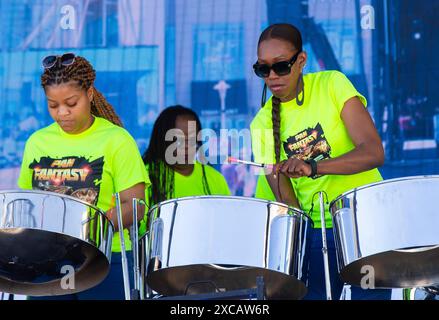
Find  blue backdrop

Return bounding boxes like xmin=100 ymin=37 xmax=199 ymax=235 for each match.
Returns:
xmin=1 ymin=0 xmax=438 ymax=192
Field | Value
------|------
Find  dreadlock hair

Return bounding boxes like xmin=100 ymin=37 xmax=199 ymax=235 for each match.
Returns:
xmin=142 ymin=105 xmax=212 ymax=206
xmin=41 ymin=55 xmax=123 ymax=126
xmin=258 ymin=23 xmax=303 ymax=164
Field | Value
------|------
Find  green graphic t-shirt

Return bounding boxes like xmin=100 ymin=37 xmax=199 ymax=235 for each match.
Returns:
xmin=18 ymin=117 xmax=150 ymax=252
xmin=250 ymin=70 xmax=383 ymax=228
xmin=173 ymin=163 xmax=231 ymax=198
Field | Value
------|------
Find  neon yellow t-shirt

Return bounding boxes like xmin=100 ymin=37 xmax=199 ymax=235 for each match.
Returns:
xmin=250 ymin=70 xmax=383 ymax=228
xmin=254 ymin=173 xmax=276 ymax=201
xmin=139 ymin=162 xmax=231 ymax=234
xmin=18 ymin=116 xmax=150 ymax=252
xmin=173 ymin=163 xmax=231 ymax=198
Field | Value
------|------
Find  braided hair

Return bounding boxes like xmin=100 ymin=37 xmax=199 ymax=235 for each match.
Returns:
xmin=258 ymin=24 xmax=303 ymax=163
xmin=41 ymin=55 xmax=123 ymax=126
xmin=142 ymin=105 xmax=211 ymax=206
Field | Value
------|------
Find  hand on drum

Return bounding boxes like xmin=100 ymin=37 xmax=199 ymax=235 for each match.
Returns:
xmin=276 ymin=158 xmax=311 ymax=178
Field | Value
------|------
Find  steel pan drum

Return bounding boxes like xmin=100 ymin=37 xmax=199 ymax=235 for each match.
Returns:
xmin=140 ymin=196 xmax=311 ymax=299
xmin=330 ymin=176 xmax=439 ymax=288
xmin=0 ymin=190 xmax=113 ymax=296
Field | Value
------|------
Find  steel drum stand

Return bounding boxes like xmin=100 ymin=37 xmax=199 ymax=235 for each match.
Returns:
xmin=319 ymin=191 xmax=332 ymax=300
xmin=339 ymin=284 xmax=351 ymax=300
xmin=115 ymin=193 xmax=145 ymax=300
xmin=157 ymin=276 xmax=267 ymax=300
xmin=130 ymin=198 xmax=145 ymax=300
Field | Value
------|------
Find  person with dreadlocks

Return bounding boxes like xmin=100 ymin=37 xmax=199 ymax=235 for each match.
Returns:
xmin=250 ymin=24 xmax=390 ymax=300
xmin=141 ymin=105 xmax=230 ymax=226
xmin=18 ymin=53 xmax=150 ymax=299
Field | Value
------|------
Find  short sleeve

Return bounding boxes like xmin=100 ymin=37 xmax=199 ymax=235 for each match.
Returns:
xmin=330 ymin=70 xmax=367 ymax=114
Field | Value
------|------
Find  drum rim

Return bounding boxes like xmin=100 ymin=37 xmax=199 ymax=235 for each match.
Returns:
xmin=329 ymin=175 xmax=439 ymax=215
xmin=147 ymin=195 xmax=306 ymax=215
xmin=0 ymin=189 xmax=114 ymax=227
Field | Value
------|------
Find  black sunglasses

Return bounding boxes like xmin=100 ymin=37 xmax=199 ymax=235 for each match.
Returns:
xmin=42 ymin=53 xmax=76 ymax=69
xmin=253 ymin=50 xmax=301 ymax=78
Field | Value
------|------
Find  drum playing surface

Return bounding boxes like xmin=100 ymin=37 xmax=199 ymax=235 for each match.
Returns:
xmin=0 ymin=190 xmax=113 ymax=296
xmin=331 ymin=176 xmax=439 ymax=288
xmin=141 ymin=196 xmax=312 ymax=300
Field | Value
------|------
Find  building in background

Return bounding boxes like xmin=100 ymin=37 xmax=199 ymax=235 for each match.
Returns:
xmin=0 ymin=0 xmax=164 ymax=188
xmin=0 ymin=0 xmax=438 ymax=190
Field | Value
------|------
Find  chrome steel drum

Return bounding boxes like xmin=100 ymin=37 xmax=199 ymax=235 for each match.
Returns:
xmin=0 ymin=190 xmax=113 ymax=296
xmin=330 ymin=176 xmax=439 ymax=289
xmin=139 ymin=196 xmax=311 ymax=300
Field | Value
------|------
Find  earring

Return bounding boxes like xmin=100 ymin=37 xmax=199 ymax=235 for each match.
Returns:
xmin=90 ymin=96 xmax=96 ymax=110
xmin=296 ymin=73 xmax=304 ymax=106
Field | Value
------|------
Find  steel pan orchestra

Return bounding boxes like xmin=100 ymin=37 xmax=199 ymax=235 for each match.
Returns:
xmin=0 ymin=190 xmax=113 ymax=296
xmin=330 ymin=176 xmax=439 ymax=289
xmin=139 ymin=196 xmax=312 ymax=299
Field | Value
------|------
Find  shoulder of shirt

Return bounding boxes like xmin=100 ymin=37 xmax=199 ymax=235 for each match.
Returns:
xmin=250 ymin=71 xmax=347 ymax=126
xmin=306 ymin=70 xmax=345 ymax=83
xmin=249 ymin=71 xmax=340 ymax=118
xmin=25 ymin=122 xmax=58 ymax=143
xmin=312 ymin=70 xmax=348 ymax=85
xmin=94 ymin=117 xmax=135 ymax=140
xmin=27 ymin=118 xmax=134 ymax=139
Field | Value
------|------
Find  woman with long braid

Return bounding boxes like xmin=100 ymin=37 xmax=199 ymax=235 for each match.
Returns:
xmin=250 ymin=24 xmax=390 ymax=300
xmin=18 ymin=53 xmax=150 ymax=299
xmin=141 ymin=105 xmax=230 ymax=228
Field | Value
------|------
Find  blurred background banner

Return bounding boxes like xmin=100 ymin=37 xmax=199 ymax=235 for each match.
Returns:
xmin=0 ymin=0 xmax=438 ymax=193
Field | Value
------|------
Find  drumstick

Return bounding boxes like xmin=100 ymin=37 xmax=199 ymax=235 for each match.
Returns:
xmin=227 ymin=157 xmax=274 ymax=170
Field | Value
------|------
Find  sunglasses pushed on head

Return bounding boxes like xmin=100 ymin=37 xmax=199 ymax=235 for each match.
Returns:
xmin=42 ymin=52 xmax=76 ymax=69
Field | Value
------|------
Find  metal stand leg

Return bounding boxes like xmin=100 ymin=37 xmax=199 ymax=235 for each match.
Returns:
xmin=114 ymin=192 xmax=131 ymax=300
xmin=129 ymin=198 xmax=145 ymax=300
xmin=340 ymin=284 xmax=351 ymax=300
xmin=319 ymin=191 xmax=332 ymax=300
xmin=256 ymin=276 xmax=266 ymax=300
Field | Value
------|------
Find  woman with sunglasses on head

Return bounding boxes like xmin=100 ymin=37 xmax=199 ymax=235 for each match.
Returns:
xmin=140 ymin=105 xmax=230 ymax=232
xmin=250 ymin=24 xmax=390 ymax=300
xmin=18 ymin=53 xmax=150 ymax=300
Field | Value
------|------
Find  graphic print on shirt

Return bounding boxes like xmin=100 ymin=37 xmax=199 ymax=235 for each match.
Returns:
xmin=29 ymin=156 xmax=104 ymax=205
xmin=283 ymin=123 xmax=332 ymax=162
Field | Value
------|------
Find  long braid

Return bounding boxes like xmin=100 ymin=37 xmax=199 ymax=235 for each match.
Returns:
xmin=271 ymin=96 xmax=282 ymax=163
xmin=147 ymin=161 xmax=174 ymax=206
xmin=201 ymin=165 xmax=212 ymax=195
xmin=41 ymin=56 xmax=123 ymax=126
xmin=271 ymin=96 xmax=283 ymax=203
xmin=91 ymin=88 xmax=123 ymax=126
